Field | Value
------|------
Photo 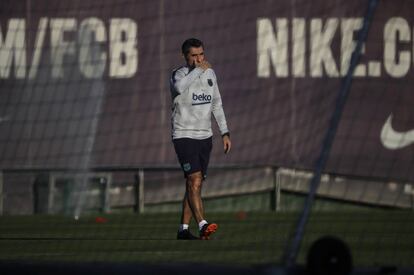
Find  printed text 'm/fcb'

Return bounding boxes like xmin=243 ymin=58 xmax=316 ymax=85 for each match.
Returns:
xmin=0 ymin=18 xmax=138 ymax=79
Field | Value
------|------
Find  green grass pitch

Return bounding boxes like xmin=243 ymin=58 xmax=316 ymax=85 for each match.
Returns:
xmin=0 ymin=211 xmax=413 ymax=267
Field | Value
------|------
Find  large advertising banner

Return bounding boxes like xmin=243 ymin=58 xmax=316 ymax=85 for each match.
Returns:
xmin=1 ymin=0 xmax=413 ymax=182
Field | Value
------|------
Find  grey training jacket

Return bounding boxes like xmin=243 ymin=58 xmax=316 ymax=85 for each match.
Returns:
xmin=170 ymin=66 xmax=229 ymax=140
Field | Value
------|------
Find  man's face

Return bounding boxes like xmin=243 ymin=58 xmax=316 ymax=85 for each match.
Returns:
xmin=185 ymin=46 xmax=205 ymax=66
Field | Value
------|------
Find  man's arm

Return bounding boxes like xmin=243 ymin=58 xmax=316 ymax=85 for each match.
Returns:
xmin=211 ymin=71 xmax=231 ymax=153
xmin=171 ymin=68 xmax=201 ymax=95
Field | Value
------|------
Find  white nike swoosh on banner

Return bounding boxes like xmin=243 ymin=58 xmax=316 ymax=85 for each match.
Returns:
xmin=380 ymin=114 xmax=414 ymax=149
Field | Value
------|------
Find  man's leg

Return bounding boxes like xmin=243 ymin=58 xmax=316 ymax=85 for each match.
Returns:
xmin=177 ymin=190 xmax=198 ymax=240
xmin=186 ymin=171 xmax=204 ymax=223
xmin=174 ymin=138 xmax=201 ymax=240
xmin=180 ymin=191 xmax=193 ymax=225
xmin=186 ymin=171 xmax=217 ymax=240
xmin=177 ymin=173 xmax=205 ymax=240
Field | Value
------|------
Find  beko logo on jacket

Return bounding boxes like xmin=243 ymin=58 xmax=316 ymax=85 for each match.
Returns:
xmin=192 ymin=93 xmax=212 ymax=105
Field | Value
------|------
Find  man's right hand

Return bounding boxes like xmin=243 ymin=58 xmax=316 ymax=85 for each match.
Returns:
xmin=196 ymin=60 xmax=211 ymax=71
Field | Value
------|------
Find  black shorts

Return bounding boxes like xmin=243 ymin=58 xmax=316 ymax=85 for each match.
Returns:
xmin=173 ymin=137 xmax=212 ymax=179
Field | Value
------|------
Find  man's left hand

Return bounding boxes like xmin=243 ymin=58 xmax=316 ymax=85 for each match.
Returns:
xmin=223 ymin=135 xmax=231 ymax=154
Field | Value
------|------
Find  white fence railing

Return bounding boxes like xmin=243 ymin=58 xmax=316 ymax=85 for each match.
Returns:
xmin=0 ymin=165 xmax=413 ymax=216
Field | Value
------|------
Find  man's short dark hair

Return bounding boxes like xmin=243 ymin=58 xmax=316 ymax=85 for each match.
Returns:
xmin=181 ymin=38 xmax=204 ymax=55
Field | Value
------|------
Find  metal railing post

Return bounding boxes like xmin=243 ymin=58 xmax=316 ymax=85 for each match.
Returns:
xmin=47 ymin=173 xmax=55 ymax=214
xmin=272 ymin=167 xmax=281 ymax=212
xmin=0 ymin=170 xmax=3 ymax=215
xmin=134 ymin=169 xmax=145 ymax=213
xmin=102 ymin=173 xmax=112 ymax=213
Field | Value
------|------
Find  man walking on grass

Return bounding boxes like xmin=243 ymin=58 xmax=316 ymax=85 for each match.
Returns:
xmin=170 ymin=38 xmax=231 ymax=240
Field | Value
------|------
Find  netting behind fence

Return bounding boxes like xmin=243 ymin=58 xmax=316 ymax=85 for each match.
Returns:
xmin=1 ymin=0 xmax=414 ymax=271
